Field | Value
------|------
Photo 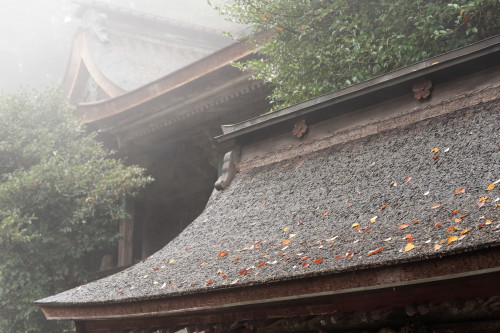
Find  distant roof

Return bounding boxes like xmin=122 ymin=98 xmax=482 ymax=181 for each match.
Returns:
xmin=38 ymin=78 xmax=500 ymax=307
xmin=66 ymin=0 xmax=234 ymax=97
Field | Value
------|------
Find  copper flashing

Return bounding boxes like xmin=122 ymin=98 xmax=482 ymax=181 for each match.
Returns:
xmin=216 ymin=35 xmax=500 ymax=143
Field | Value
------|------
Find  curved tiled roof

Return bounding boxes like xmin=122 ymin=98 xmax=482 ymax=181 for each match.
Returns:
xmin=38 ymin=91 xmax=500 ymax=306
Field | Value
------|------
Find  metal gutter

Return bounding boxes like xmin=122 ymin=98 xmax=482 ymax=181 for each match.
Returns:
xmin=216 ymin=35 xmax=500 ymax=143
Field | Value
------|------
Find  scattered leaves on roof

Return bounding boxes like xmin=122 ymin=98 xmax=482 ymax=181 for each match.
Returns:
xmin=398 ymin=224 xmax=409 ymax=230
xmin=447 ymin=236 xmax=458 ymax=245
xmin=313 ymin=258 xmax=324 ymax=264
xmin=368 ymin=248 xmax=382 ymax=256
xmin=218 ymin=251 xmax=227 ymax=258
xmin=405 ymin=243 xmax=415 ymax=252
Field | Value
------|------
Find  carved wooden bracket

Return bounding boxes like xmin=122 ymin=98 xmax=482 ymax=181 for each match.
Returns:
xmin=215 ymin=149 xmax=238 ymax=191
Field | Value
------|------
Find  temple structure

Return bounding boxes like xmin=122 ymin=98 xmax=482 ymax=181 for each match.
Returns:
xmin=61 ymin=1 xmax=271 ymax=273
xmin=38 ymin=36 xmax=500 ymax=332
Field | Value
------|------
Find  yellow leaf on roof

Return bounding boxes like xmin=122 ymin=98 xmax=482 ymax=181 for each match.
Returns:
xmin=405 ymin=243 xmax=415 ymax=252
xmin=447 ymin=235 xmax=459 ymax=245
xmin=283 ymin=226 xmax=290 ymax=232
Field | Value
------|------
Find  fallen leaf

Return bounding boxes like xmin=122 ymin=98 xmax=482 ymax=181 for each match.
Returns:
xmin=218 ymin=251 xmax=227 ymax=258
xmin=206 ymin=279 xmax=213 ymax=286
xmin=300 ymin=256 xmax=309 ymax=261
xmin=336 ymin=254 xmax=343 ymax=259
xmin=398 ymin=224 xmax=409 ymax=230
xmin=455 ymin=187 xmax=466 ymax=194
xmin=233 ymin=257 xmax=239 ymax=262
xmin=364 ymin=227 xmax=372 ymax=233
xmin=281 ymin=239 xmax=290 ymax=246
xmin=451 ymin=209 xmax=459 ymax=215
xmin=381 ymin=204 xmax=386 ymax=210
xmin=368 ymin=247 xmax=383 ymax=256
xmin=487 ymin=184 xmax=495 ymax=191
xmin=352 ymin=223 xmax=359 ymax=227
xmin=446 ymin=226 xmax=458 ymax=232
xmin=478 ymin=223 xmax=483 ymax=228
xmin=447 ymin=235 xmax=458 ymax=245
xmin=405 ymin=176 xmax=411 ymax=182
xmin=478 ymin=201 xmax=485 ymax=208
xmin=405 ymin=243 xmax=415 ymax=252
xmin=283 ymin=226 xmax=290 ymax=232
xmin=257 ymin=262 xmax=266 ymax=267
xmin=289 ymin=234 xmax=296 ymax=238
xmin=404 ymin=234 xmax=414 ymax=242
xmin=461 ymin=214 xmax=469 ymax=219
xmin=413 ymin=220 xmax=419 ymax=225
xmin=355 ymin=226 xmax=362 ymax=231
xmin=479 ymin=196 xmax=489 ymax=202
xmin=486 ymin=219 xmax=492 ymax=225
xmin=434 ymin=244 xmax=442 ymax=251
xmin=444 ymin=147 xmax=450 ymax=152
xmin=433 ymin=154 xmax=439 ymax=160
xmin=222 ymin=275 xmax=227 ymax=279
xmin=435 ymin=222 xmax=443 ymax=227
xmin=322 ymin=210 xmax=328 ymax=216
xmin=302 ymin=262 xmax=309 ymax=268
xmin=153 ymin=267 xmax=159 ymax=271
xmin=461 ymin=229 xmax=470 ymax=235
xmin=346 ymin=252 xmax=354 ymax=258
xmin=370 ymin=216 xmax=378 ymax=223
xmin=168 ymin=259 xmax=175 ymax=264
xmin=424 ymin=191 xmax=430 ymax=196
xmin=239 ymin=269 xmax=248 ymax=276
xmin=297 ymin=221 xmax=304 ymax=226
xmin=431 ymin=148 xmax=439 ymax=153
xmin=455 ymin=218 xmax=462 ymax=223
xmin=313 ymin=258 xmax=324 ymax=264
xmin=431 ymin=203 xmax=441 ymax=209
xmin=384 ymin=237 xmax=392 ymax=242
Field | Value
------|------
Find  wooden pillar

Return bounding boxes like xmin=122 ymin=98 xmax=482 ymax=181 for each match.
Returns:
xmin=118 ymin=199 xmax=134 ymax=267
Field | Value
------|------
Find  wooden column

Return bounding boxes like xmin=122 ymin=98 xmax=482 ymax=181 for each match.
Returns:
xmin=118 ymin=199 xmax=134 ymax=267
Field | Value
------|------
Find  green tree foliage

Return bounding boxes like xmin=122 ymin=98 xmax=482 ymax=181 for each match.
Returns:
xmin=217 ymin=0 xmax=500 ymax=110
xmin=0 ymin=88 xmax=152 ymax=332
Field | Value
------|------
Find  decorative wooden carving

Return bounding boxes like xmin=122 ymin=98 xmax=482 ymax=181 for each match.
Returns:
xmin=292 ymin=119 xmax=308 ymax=138
xmin=412 ymin=78 xmax=432 ymax=100
xmin=215 ymin=150 xmax=238 ymax=191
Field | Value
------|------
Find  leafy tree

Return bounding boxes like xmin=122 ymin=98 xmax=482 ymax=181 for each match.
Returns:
xmin=217 ymin=0 xmax=500 ymax=110
xmin=0 ymin=88 xmax=152 ymax=332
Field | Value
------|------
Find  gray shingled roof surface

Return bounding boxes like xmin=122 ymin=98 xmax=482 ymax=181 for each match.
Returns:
xmin=38 ymin=98 xmax=500 ymax=305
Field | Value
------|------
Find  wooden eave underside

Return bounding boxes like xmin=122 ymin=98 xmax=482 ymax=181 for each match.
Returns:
xmin=63 ymin=31 xmax=125 ymax=101
xmin=40 ymin=247 xmax=500 ymax=328
xmin=72 ymin=31 xmax=272 ymax=126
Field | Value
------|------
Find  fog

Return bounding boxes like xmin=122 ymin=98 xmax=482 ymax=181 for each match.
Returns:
xmin=0 ymin=0 xmax=240 ymax=92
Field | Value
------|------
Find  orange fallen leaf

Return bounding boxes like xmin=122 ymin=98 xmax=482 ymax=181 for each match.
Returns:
xmin=460 ymin=214 xmax=469 ymax=219
xmin=255 ymin=245 xmax=260 ymax=249
xmin=257 ymin=262 xmax=266 ymax=267
xmin=222 ymin=275 xmax=227 ymax=279
xmin=479 ymin=196 xmax=489 ymax=202
xmin=461 ymin=229 xmax=470 ymax=235
xmin=487 ymin=184 xmax=495 ymax=191
xmin=153 ymin=267 xmax=159 ymax=271
xmin=381 ymin=204 xmax=386 ymax=210
xmin=218 ymin=251 xmax=227 ymax=258
xmin=434 ymin=244 xmax=442 ymax=251
xmin=455 ymin=218 xmax=462 ymax=223
xmin=336 ymin=254 xmax=343 ymax=259
xmin=447 ymin=235 xmax=458 ymax=245
xmin=281 ymin=239 xmax=290 ymax=246
xmin=431 ymin=203 xmax=441 ymax=209
xmin=431 ymin=148 xmax=439 ymax=153
xmin=446 ymin=226 xmax=458 ymax=232
xmin=398 ymin=224 xmax=409 ymax=230
xmin=239 ymin=269 xmax=248 ymax=276
xmin=355 ymin=226 xmax=362 ymax=231
xmin=433 ymin=154 xmax=439 ymax=160
xmin=313 ymin=258 xmax=324 ymax=264
xmin=413 ymin=220 xmax=419 ymax=225
xmin=486 ymin=219 xmax=492 ymax=225
xmin=346 ymin=252 xmax=354 ymax=258
xmin=435 ymin=222 xmax=443 ymax=227
xmin=477 ymin=223 xmax=483 ymax=228
xmin=302 ymin=262 xmax=310 ymax=268
xmin=364 ymin=227 xmax=372 ymax=233
xmin=233 ymin=257 xmax=239 ymax=262
xmin=455 ymin=187 xmax=466 ymax=194
xmin=405 ymin=243 xmax=415 ymax=252
xmin=404 ymin=234 xmax=414 ymax=242
xmin=322 ymin=210 xmax=328 ymax=216
xmin=368 ymin=247 xmax=383 ymax=256
xmin=261 ymin=254 xmax=268 ymax=257
xmin=406 ymin=176 xmax=411 ymax=182
xmin=206 ymin=279 xmax=213 ymax=286
xmin=297 ymin=221 xmax=304 ymax=226
xmin=451 ymin=209 xmax=459 ymax=215
xmin=300 ymin=256 xmax=309 ymax=261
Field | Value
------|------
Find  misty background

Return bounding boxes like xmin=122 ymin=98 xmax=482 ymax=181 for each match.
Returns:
xmin=0 ymin=0 xmax=240 ymax=92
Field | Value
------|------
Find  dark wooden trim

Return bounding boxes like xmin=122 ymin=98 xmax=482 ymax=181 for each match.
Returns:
xmin=39 ymin=247 xmax=500 ymax=323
